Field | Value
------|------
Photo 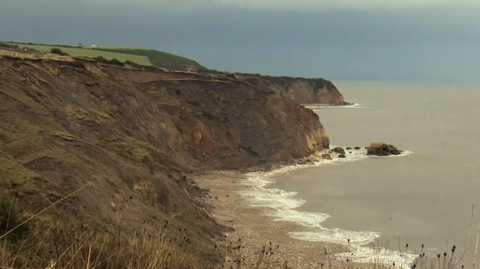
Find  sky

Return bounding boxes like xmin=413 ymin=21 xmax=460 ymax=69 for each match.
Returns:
xmin=1 ymin=0 xmax=479 ymax=81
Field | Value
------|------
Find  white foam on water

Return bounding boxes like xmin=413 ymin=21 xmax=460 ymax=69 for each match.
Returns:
xmin=290 ymin=231 xmax=416 ymax=268
xmin=235 ymin=146 xmax=415 ymax=268
xmin=308 ymin=103 xmax=367 ymax=110
xmin=289 ymin=229 xmax=379 ymax=246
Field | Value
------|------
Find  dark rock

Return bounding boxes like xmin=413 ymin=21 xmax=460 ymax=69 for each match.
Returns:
xmin=346 ymin=147 xmax=352 ymax=150
xmin=332 ymin=147 xmax=345 ymax=154
xmin=338 ymin=154 xmax=346 ymax=158
xmin=354 ymin=146 xmax=361 ymax=150
xmin=366 ymin=142 xmax=403 ymax=156
xmin=349 ymin=151 xmax=352 ymax=154
xmin=322 ymin=154 xmax=333 ymax=160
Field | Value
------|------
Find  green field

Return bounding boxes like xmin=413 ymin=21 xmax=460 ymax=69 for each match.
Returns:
xmin=1 ymin=42 xmax=207 ymax=70
xmin=95 ymin=46 xmax=207 ymax=70
xmin=9 ymin=43 xmax=153 ymax=66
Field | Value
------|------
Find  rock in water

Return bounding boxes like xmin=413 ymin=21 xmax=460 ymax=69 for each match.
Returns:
xmin=332 ymin=147 xmax=346 ymax=154
xmin=322 ymin=154 xmax=333 ymax=160
xmin=338 ymin=154 xmax=346 ymax=158
xmin=366 ymin=142 xmax=402 ymax=156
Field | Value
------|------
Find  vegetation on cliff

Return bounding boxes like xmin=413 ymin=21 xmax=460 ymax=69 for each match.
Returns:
xmin=0 ymin=42 xmax=207 ymax=71
xmin=0 ymin=47 xmax=330 ymax=268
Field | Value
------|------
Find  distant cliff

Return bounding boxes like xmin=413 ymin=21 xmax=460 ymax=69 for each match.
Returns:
xmin=232 ymin=73 xmax=349 ymax=105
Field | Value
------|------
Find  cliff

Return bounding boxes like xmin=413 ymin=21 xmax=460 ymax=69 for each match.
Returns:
xmin=229 ymin=73 xmax=348 ymax=105
xmin=2 ymin=42 xmax=349 ymax=105
xmin=0 ymin=49 xmax=330 ymax=266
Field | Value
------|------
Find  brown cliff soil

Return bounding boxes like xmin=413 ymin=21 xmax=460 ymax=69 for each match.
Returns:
xmin=0 ymin=48 xmax=333 ymax=267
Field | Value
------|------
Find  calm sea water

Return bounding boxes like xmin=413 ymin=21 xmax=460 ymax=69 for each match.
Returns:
xmin=238 ymin=80 xmax=480 ymax=266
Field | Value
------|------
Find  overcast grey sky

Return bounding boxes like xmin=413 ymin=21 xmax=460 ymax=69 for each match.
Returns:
xmin=1 ymin=0 xmax=479 ymax=81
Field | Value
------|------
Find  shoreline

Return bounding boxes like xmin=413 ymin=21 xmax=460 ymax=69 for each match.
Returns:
xmin=193 ymin=147 xmax=414 ymax=268
xmin=194 ymin=167 xmax=359 ymax=269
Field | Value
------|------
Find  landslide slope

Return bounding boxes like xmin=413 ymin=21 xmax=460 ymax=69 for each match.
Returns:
xmin=0 ymin=49 xmax=330 ymax=265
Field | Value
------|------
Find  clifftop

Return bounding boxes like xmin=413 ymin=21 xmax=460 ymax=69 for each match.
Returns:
xmin=0 ymin=49 xmax=332 ymax=266
xmin=0 ymin=42 xmax=207 ymax=71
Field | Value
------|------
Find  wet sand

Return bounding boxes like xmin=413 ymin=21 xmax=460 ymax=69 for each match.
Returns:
xmin=194 ymin=169 xmax=367 ymax=269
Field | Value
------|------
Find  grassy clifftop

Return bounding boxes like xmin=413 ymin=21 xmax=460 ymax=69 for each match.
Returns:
xmin=0 ymin=42 xmax=207 ymax=71
xmin=96 ymin=47 xmax=208 ymax=71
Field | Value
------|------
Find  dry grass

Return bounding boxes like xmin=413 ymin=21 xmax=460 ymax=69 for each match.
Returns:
xmin=0 ymin=190 xmax=208 ymax=269
xmin=2 ymin=190 xmax=480 ymax=269
xmin=1 ymin=220 xmax=204 ymax=269
xmin=0 ymin=189 xmax=290 ymax=269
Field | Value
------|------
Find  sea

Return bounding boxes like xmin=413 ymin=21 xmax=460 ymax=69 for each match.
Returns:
xmin=236 ymin=80 xmax=480 ymax=267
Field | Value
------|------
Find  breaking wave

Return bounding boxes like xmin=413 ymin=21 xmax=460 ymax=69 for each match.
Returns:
xmin=236 ymin=147 xmax=415 ymax=268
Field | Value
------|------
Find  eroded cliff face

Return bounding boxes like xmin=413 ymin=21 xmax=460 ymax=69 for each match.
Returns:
xmin=233 ymin=73 xmax=349 ymax=105
xmin=0 ymin=50 xmax=330 ymax=264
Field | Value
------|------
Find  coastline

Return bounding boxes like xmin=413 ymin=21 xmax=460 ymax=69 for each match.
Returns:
xmin=194 ymin=168 xmax=358 ymax=269
xmin=193 ymin=146 xmax=415 ymax=268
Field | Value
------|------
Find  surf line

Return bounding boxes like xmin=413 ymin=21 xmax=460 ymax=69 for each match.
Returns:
xmin=235 ymin=147 xmax=415 ymax=268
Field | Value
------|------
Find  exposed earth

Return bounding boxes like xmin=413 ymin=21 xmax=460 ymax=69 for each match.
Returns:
xmin=0 ymin=47 xmax=348 ymax=267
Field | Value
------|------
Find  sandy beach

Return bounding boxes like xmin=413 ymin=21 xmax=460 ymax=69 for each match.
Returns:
xmin=194 ymin=168 xmax=361 ymax=269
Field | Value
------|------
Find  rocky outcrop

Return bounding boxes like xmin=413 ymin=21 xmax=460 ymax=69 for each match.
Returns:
xmin=226 ymin=73 xmax=349 ymax=105
xmin=366 ymin=142 xmax=402 ymax=156
xmin=322 ymin=154 xmax=333 ymax=160
xmin=332 ymin=147 xmax=346 ymax=154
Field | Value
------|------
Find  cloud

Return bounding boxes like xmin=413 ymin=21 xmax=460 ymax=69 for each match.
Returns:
xmin=1 ymin=0 xmax=479 ymax=80
xmin=82 ymin=0 xmax=480 ymax=10
xmin=220 ymin=0 xmax=480 ymax=10
xmin=83 ymin=0 xmax=224 ymax=11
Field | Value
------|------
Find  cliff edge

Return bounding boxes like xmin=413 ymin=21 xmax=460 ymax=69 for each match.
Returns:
xmin=0 ymin=49 xmax=331 ymax=266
